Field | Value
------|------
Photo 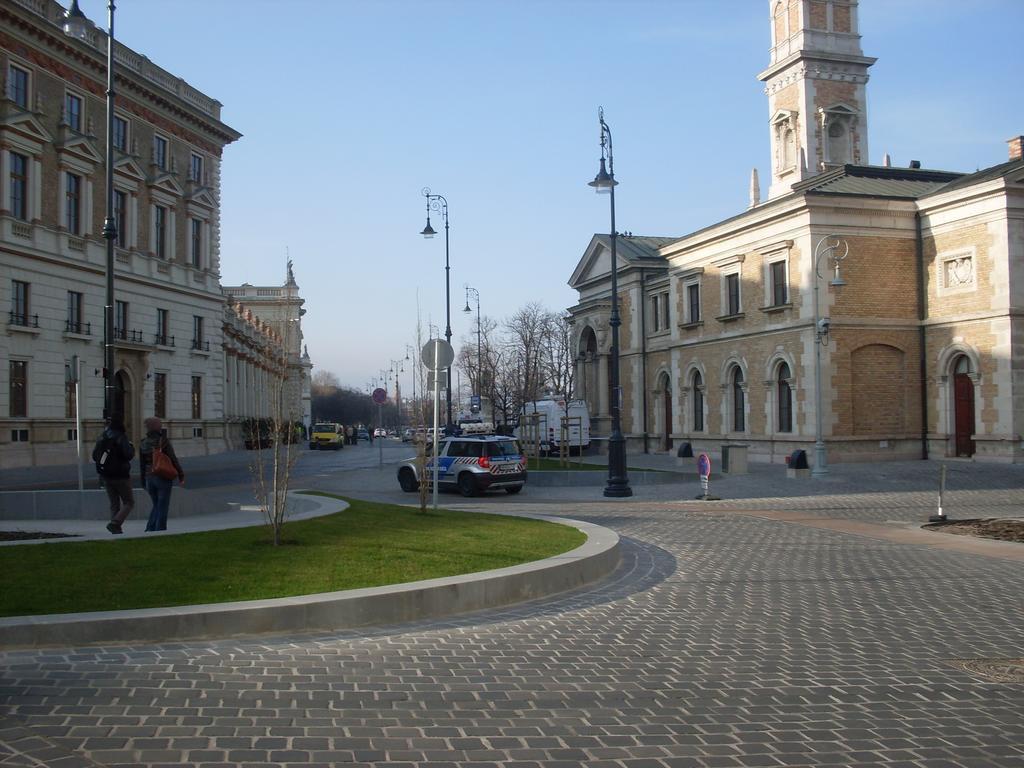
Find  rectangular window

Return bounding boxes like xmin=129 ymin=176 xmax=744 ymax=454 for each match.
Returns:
xmin=650 ymin=295 xmax=660 ymax=332
xmin=65 ymin=172 xmax=81 ymax=234
xmin=154 ymin=372 xmax=167 ymax=418
xmin=112 ymin=115 xmax=128 ymax=152
xmin=9 ymin=360 xmax=27 ymax=417
xmin=190 ymin=218 xmax=202 ymax=267
xmin=11 ymin=280 xmax=29 ymax=324
xmin=154 ymin=205 xmax=167 ymax=258
xmin=191 ymin=375 xmax=202 ymax=419
xmin=660 ymin=291 xmax=670 ymax=330
xmin=192 ymin=315 xmax=204 ymax=349
xmin=113 ymin=190 xmax=127 ymax=247
xmin=156 ymin=308 xmax=169 ymax=345
xmin=726 ymin=273 xmax=741 ymax=315
xmin=687 ymin=283 xmax=701 ymax=323
xmin=770 ymin=261 xmax=788 ymax=306
xmin=65 ymin=92 xmax=82 ymax=132
xmin=9 ymin=65 xmax=29 ymax=109
xmin=115 ymin=300 xmax=128 ymax=339
xmin=67 ymin=291 xmax=83 ymax=333
xmin=65 ymin=378 xmax=77 ymax=419
xmin=154 ymin=135 xmax=167 ymax=169
xmin=10 ymin=151 xmax=28 ymax=221
xmin=190 ymin=153 xmax=203 ymax=183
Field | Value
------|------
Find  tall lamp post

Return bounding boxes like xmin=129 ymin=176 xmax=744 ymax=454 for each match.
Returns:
xmin=463 ymin=286 xmax=481 ymax=409
xmin=63 ymin=0 xmax=117 ymax=420
xmin=588 ymin=107 xmax=632 ymax=497
xmin=811 ymin=234 xmax=849 ymax=477
xmin=390 ymin=358 xmax=404 ymax=430
xmin=419 ymin=188 xmax=453 ymax=429
xmin=405 ymin=344 xmax=417 ymax=423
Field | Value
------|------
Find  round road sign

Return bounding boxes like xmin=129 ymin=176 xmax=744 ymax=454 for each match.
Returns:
xmin=421 ymin=338 xmax=455 ymax=372
xmin=697 ymin=452 xmax=711 ymax=478
xmin=371 ymin=387 xmax=387 ymax=405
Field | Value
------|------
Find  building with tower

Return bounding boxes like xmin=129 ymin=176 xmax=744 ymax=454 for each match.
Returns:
xmin=567 ymin=0 xmax=1023 ymax=465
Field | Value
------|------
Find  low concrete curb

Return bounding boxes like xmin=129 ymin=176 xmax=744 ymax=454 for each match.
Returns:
xmin=528 ymin=470 xmax=681 ymax=486
xmin=0 ymin=515 xmax=619 ymax=649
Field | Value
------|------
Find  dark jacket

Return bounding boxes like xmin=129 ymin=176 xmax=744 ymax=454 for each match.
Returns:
xmin=92 ymin=427 xmax=134 ymax=478
xmin=139 ymin=430 xmax=185 ymax=484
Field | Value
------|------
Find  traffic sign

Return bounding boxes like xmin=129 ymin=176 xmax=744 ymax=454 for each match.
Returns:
xmin=371 ymin=387 xmax=387 ymax=405
xmin=697 ymin=452 xmax=711 ymax=478
xmin=421 ymin=338 xmax=454 ymax=372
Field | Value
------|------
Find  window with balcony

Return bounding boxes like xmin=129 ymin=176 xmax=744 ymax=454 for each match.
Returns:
xmin=192 ymin=315 xmax=206 ymax=350
xmin=113 ymin=190 xmax=127 ymax=248
xmin=156 ymin=308 xmax=171 ymax=346
xmin=10 ymin=280 xmax=29 ymax=326
xmin=66 ymin=291 xmax=86 ymax=334
xmin=115 ymin=300 xmax=128 ymax=340
xmin=9 ymin=152 xmax=27 ymax=221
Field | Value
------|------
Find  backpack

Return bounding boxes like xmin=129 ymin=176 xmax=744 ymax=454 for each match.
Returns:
xmin=95 ymin=434 xmax=126 ymax=477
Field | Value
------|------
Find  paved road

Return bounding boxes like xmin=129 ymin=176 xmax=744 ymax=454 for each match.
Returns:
xmin=1 ymin=452 xmax=1023 ymax=767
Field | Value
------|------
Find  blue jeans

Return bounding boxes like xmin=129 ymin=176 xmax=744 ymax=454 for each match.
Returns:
xmin=145 ymin=475 xmax=174 ymax=531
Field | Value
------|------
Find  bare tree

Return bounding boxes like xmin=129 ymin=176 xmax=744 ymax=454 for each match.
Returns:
xmin=311 ymin=369 xmax=340 ymax=396
xmin=248 ymin=308 xmax=302 ymax=546
xmin=542 ymin=311 xmax=576 ymax=402
xmin=504 ymin=302 xmax=551 ymax=412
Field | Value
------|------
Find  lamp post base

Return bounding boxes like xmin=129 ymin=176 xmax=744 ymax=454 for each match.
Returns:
xmin=604 ymin=435 xmax=632 ymax=497
xmin=604 ymin=483 xmax=633 ymax=498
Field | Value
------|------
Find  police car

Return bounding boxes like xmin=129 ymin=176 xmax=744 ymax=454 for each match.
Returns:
xmin=397 ymin=435 xmax=526 ymax=497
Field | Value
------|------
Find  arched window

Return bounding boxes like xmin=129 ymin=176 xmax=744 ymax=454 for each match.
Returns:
xmin=732 ymin=367 xmax=745 ymax=432
xmin=954 ymin=356 xmax=971 ymax=375
xmin=782 ymin=127 xmax=795 ymax=169
xmin=777 ymin=362 xmax=792 ymax=432
xmin=692 ymin=371 xmax=704 ymax=432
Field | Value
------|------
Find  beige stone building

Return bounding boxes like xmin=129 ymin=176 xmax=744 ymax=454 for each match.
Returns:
xmin=0 ymin=0 xmax=311 ymax=467
xmin=568 ymin=0 xmax=1023 ymax=466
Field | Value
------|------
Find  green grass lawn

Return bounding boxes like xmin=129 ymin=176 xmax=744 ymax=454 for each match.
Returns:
xmin=0 ymin=494 xmax=585 ymax=618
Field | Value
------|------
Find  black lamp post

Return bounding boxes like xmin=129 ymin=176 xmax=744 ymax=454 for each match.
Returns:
xmin=420 ymin=188 xmax=453 ymax=428
xmin=63 ymin=0 xmax=117 ymax=421
xmin=588 ymin=107 xmax=632 ymax=497
xmin=463 ymin=285 xmax=481 ymax=408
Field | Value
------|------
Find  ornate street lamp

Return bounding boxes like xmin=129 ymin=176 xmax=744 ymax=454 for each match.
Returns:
xmin=463 ymin=285 xmax=481 ymax=408
xmin=588 ymin=107 xmax=631 ymax=497
xmin=811 ymin=234 xmax=849 ymax=477
xmin=419 ymin=188 xmax=453 ymax=428
xmin=64 ymin=0 xmax=118 ymax=420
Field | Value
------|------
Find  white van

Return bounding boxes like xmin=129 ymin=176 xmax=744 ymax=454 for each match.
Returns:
xmin=516 ymin=398 xmax=591 ymax=454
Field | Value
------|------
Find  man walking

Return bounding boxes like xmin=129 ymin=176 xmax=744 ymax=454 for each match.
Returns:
xmin=92 ymin=414 xmax=135 ymax=534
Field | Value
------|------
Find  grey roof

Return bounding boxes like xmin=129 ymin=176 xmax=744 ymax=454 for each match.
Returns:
xmin=921 ymin=158 xmax=1024 ymax=196
xmin=593 ymin=234 xmax=677 ymax=262
xmin=794 ymin=164 xmax=963 ymax=199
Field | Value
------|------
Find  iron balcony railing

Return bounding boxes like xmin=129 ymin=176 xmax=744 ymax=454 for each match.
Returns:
xmin=8 ymin=311 xmax=38 ymax=328
xmin=65 ymin=319 xmax=92 ymax=334
xmin=155 ymin=333 xmax=175 ymax=347
xmin=191 ymin=338 xmax=210 ymax=351
xmin=114 ymin=327 xmax=145 ymax=343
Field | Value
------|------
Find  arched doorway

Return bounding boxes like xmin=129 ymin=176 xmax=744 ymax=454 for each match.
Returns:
xmin=114 ymin=370 xmax=134 ymax=437
xmin=658 ymin=372 xmax=672 ymax=451
xmin=578 ymin=327 xmax=598 ymax=409
xmin=953 ymin=355 xmax=975 ymax=457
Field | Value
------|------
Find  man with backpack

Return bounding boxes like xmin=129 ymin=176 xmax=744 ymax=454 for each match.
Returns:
xmin=92 ymin=414 xmax=135 ymax=534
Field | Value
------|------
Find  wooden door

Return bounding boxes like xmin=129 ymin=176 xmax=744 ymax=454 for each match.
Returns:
xmin=953 ymin=373 xmax=975 ymax=457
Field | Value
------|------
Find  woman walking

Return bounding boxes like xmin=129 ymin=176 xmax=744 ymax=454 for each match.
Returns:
xmin=139 ymin=417 xmax=185 ymax=532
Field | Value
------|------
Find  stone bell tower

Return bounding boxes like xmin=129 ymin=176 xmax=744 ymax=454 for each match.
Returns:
xmin=758 ymin=0 xmax=876 ymax=199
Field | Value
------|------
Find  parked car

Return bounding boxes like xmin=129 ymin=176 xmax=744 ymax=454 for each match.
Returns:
xmin=374 ymin=427 xmax=387 ymax=438
xmin=402 ymin=428 xmax=415 ymax=442
xmin=397 ymin=434 xmax=526 ymax=497
xmin=309 ymin=422 xmax=344 ymax=450
xmin=357 ymin=428 xmax=369 ymax=441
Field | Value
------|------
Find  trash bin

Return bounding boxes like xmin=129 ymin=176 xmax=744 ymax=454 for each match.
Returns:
xmin=721 ymin=444 xmax=748 ymax=474
xmin=786 ymin=449 xmax=810 ymax=479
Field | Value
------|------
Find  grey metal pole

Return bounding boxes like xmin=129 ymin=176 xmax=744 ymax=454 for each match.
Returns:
xmin=812 ymin=260 xmax=827 ymax=477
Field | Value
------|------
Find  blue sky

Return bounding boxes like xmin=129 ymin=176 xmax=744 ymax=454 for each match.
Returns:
xmin=90 ymin=0 xmax=1023 ymax=390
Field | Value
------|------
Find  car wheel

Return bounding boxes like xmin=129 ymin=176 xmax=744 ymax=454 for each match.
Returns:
xmin=457 ymin=473 xmax=478 ymax=498
xmin=309 ymin=443 xmax=317 ymax=450
xmin=398 ymin=468 xmax=419 ymax=493
xmin=505 ymin=485 xmax=523 ymax=495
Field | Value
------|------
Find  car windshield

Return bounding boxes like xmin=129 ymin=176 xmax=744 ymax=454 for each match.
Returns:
xmin=313 ymin=424 xmax=333 ymax=432
xmin=487 ymin=440 xmax=521 ymax=457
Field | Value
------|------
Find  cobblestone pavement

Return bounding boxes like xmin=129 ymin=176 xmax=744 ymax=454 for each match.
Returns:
xmin=2 ymin=459 xmax=1023 ymax=767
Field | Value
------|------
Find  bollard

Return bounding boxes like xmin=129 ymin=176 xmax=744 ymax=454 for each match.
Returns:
xmin=929 ymin=463 xmax=947 ymax=523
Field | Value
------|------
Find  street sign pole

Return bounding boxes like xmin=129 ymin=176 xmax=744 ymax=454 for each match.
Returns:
xmin=432 ymin=341 xmax=441 ymax=512
xmin=371 ymin=387 xmax=389 ymax=470
xmin=421 ymin=337 xmax=454 ymax=514
xmin=377 ymin=403 xmax=383 ymax=469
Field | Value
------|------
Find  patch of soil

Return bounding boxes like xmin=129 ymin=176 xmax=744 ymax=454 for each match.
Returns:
xmin=0 ymin=530 xmax=79 ymax=541
xmin=924 ymin=518 xmax=1024 ymax=544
